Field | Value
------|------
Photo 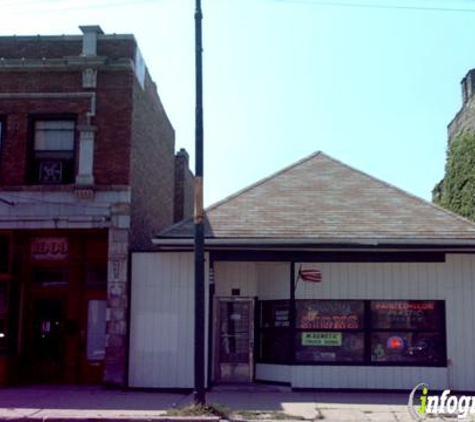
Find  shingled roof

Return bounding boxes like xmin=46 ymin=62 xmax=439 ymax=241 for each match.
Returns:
xmin=156 ymin=152 xmax=475 ymax=245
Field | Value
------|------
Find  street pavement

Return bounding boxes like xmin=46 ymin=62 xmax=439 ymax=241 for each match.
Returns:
xmin=0 ymin=384 xmax=420 ymax=421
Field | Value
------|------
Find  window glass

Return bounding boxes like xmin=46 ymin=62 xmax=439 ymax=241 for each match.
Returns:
xmin=32 ymin=119 xmax=75 ymax=184
xmin=32 ymin=269 xmax=68 ymax=286
xmin=297 ymin=300 xmax=364 ymax=330
xmin=258 ymin=300 xmax=290 ymax=364
xmin=34 ymin=120 xmax=75 ymax=151
xmin=295 ymin=331 xmax=365 ymax=363
xmin=260 ymin=300 xmax=289 ymax=328
xmin=87 ymin=300 xmax=106 ymax=361
xmin=371 ymin=332 xmax=445 ymax=364
xmin=259 ymin=331 xmax=290 ymax=364
xmin=371 ymin=300 xmax=443 ymax=330
xmin=0 ymin=236 xmax=9 ymax=275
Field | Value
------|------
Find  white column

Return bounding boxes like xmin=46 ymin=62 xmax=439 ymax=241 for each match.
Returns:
xmin=75 ymin=125 xmax=96 ymax=185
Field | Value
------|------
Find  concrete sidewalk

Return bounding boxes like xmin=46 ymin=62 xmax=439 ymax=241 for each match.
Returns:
xmin=0 ymin=384 xmax=415 ymax=421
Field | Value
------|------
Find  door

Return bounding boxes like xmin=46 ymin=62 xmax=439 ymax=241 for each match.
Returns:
xmin=215 ymin=298 xmax=254 ymax=383
xmin=27 ymin=294 xmax=68 ymax=383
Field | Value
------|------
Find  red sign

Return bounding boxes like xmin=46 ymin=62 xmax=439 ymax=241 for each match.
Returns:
xmin=31 ymin=237 xmax=69 ymax=261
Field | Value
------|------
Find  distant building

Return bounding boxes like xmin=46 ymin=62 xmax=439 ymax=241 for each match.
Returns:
xmin=433 ymin=69 xmax=475 ymax=218
xmin=0 ymin=26 xmax=193 ymax=386
xmin=448 ymin=68 xmax=475 ymax=142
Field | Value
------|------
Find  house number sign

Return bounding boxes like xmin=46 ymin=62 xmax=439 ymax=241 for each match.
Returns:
xmin=31 ymin=237 xmax=69 ymax=261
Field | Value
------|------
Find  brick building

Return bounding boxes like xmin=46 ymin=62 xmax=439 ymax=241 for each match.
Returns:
xmin=0 ymin=26 xmax=193 ymax=386
xmin=448 ymin=69 xmax=475 ymax=141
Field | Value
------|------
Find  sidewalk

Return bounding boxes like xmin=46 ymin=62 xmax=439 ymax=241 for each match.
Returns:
xmin=0 ymin=384 xmax=414 ymax=421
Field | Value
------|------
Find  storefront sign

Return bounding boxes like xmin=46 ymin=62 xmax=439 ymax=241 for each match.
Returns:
xmin=31 ymin=237 xmax=69 ymax=261
xmin=370 ymin=300 xmax=441 ymax=330
xmin=302 ymin=332 xmax=342 ymax=347
xmin=274 ymin=309 xmax=289 ymax=327
xmin=298 ymin=300 xmax=364 ymax=329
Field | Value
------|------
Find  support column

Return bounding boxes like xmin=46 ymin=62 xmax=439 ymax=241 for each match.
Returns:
xmin=75 ymin=125 xmax=96 ymax=185
xmin=104 ymin=203 xmax=130 ymax=386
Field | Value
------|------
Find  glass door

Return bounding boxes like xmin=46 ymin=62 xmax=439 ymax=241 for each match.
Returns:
xmin=215 ymin=298 xmax=254 ymax=383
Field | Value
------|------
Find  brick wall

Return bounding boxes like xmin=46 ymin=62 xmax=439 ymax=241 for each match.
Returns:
xmin=174 ymin=149 xmax=194 ymax=223
xmin=0 ymin=69 xmax=133 ymax=186
xmin=94 ymin=71 xmax=133 ymax=185
xmin=448 ymin=95 xmax=475 ymax=141
xmin=448 ymin=69 xmax=475 ymax=141
xmin=129 ymin=69 xmax=175 ymax=250
xmin=0 ymin=36 xmax=135 ymax=60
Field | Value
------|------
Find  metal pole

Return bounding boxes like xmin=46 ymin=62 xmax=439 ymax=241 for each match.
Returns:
xmin=194 ymin=0 xmax=206 ymax=405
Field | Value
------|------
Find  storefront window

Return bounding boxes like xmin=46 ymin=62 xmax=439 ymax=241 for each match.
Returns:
xmin=370 ymin=301 xmax=445 ymax=365
xmin=257 ymin=299 xmax=446 ymax=367
xmin=257 ymin=300 xmax=290 ymax=364
xmin=295 ymin=300 xmax=365 ymax=363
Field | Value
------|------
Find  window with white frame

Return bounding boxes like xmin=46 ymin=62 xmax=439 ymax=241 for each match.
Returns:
xmin=31 ymin=120 xmax=75 ymax=184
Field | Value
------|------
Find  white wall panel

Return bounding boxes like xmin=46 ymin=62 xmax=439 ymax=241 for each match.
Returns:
xmin=214 ymin=262 xmax=290 ymax=299
xmin=129 ymin=252 xmax=208 ymax=388
xmin=214 ymin=262 xmax=257 ymax=297
xmin=255 ymin=364 xmax=290 ymax=384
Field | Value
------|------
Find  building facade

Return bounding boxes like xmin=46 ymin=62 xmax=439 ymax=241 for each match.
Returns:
xmin=0 ymin=26 xmax=192 ymax=386
xmin=130 ymin=152 xmax=475 ymax=391
xmin=448 ymin=68 xmax=475 ymax=142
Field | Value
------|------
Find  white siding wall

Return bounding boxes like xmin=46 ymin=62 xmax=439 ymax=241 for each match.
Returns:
xmin=293 ymin=256 xmax=474 ymax=390
xmin=129 ymin=252 xmax=209 ymax=388
xmin=214 ymin=262 xmax=289 ymax=299
xmin=129 ymin=253 xmax=475 ymax=391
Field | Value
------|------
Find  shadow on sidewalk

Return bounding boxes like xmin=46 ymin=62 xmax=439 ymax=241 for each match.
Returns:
xmin=0 ymin=385 xmax=189 ymax=411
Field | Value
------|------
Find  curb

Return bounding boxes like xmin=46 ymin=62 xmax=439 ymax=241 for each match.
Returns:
xmin=1 ymin=418 xmax=221 ymax=422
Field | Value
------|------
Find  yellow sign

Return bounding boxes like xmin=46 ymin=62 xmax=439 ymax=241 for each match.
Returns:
xmin=302 ymin=332 xmax=342 ymax=347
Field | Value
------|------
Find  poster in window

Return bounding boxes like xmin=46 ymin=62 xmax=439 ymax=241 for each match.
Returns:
xmin=296 ymin=300 xmax=364 ymax=330
xmin=295 ymin=331 xmax=364 ymax=362
xmin=260 ymin=300 xmax=289 ymax=328
xmin=371 ymin=301 xmax=443 ymax=330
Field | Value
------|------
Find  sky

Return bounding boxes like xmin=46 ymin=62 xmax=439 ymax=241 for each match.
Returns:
xmin=1 ymin=0 xmax=475 ymax=206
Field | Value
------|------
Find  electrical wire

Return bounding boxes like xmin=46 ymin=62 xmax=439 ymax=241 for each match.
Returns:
xmin=264 ymin=0 xmax=475 ymax=13
xmin=0 ymin=0 xmax=162 ymax=14
xmin=0 ymin=192 xmax=112 ymax=210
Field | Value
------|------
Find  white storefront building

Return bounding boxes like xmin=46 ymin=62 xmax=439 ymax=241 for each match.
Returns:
xmin=128 ymin=152 xmax=475 ymax=391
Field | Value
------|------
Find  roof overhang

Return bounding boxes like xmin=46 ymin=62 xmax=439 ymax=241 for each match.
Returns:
xmin=152 ymin=237 xmax=475 ymax=252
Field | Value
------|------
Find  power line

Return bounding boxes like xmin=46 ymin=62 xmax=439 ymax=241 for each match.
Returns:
xmin=265 ymin=0 xmax=475 ymax=13
xmin=0 ymin=0 xmax=161 ymax=14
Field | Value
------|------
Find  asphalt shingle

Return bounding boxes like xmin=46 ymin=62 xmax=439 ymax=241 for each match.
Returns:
xmin=158 ymin=152 xmax=475 ymax=242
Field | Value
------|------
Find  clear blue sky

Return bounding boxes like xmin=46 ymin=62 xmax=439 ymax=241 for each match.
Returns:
xmin=2 ymin=0 xmax=475 ymax=206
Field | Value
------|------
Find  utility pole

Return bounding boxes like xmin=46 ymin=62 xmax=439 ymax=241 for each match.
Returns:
xmin=194 ymin=0 xmax=206 ymax=406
